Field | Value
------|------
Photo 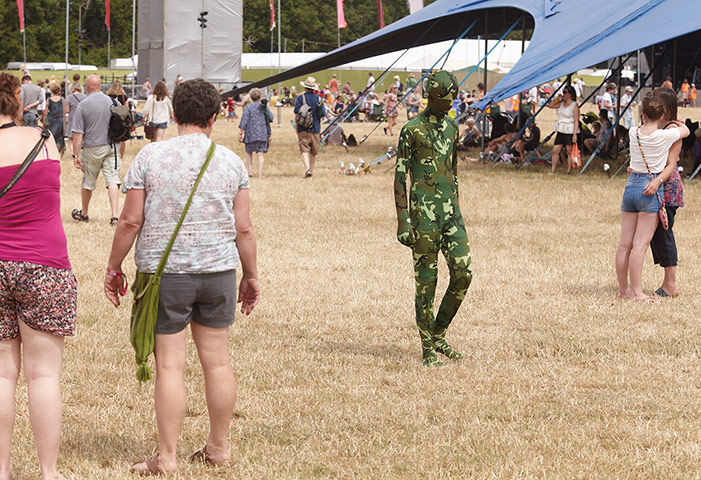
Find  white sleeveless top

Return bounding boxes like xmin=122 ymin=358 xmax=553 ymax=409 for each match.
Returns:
xmin=556 ymin=101 xmax=576 ymax=134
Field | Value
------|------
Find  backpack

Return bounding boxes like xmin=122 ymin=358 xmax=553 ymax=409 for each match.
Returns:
xmin=108 ymin=98 xmax=135 ymax=143
xmin=295 ymin=94 xmax=316 ymax=129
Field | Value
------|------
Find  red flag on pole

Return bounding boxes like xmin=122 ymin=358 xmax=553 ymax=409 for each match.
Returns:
xmin=16 ymin=0 xmax=25 ymax=32
xmin=105 ymin=0 xmax=111 ymax=30
xmin=337 ymin=0 xmax=347 ymax=29
xmin=376 ymin=0 xmax=385 ymax=29
xmin=270 ymin=0 xmax=276 ymax=31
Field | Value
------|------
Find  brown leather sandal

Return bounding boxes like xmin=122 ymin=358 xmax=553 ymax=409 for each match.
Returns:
xmin=129 ymin=454 xmax=168 ymax=476
xmin=189 ymin=446 xmax=229 ymax=467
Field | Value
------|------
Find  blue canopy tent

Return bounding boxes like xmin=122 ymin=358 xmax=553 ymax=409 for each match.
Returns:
xmin=223 ymin=0 xmax=699 ymax=104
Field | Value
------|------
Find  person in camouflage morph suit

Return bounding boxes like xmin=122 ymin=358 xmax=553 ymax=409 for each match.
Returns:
xmin=394 ymin=70 xmax=473 ymax=367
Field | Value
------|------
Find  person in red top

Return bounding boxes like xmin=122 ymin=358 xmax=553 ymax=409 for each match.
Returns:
xmin=329 ymin=73 xmax=339 ymax=97
xmin=0 ymin=72 xmax=76 ymax=480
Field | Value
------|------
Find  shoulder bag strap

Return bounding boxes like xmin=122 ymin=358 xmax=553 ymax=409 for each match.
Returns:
xmin=0 ymin=129 xmax=51 ymax=201
xmin=635 ymin=127 xmax=665 ymax=208
xmin=154 ymin=141 xmax=216 ymax=277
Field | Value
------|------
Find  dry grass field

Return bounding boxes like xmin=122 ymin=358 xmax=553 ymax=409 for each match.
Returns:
xmin=9 ymin=105 xmax=701 ymax=479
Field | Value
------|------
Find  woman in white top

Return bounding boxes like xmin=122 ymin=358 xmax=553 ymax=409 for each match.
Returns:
xmin=546 ymin=85 xmax=579 ymax=174
xmin=143 ymin=81 xmax=174 ymax=143
xmin=615 ymin=96 xmax=689 ymax=302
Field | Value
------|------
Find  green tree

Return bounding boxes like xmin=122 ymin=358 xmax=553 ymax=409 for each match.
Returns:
xmin=243 ymin=0 xmax=410 ymax=53
xmin=0 ymin=0 xmax=135 ymax=68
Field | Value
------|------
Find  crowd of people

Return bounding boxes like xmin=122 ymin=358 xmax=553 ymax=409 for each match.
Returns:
xmin=0 ymin=65 xmax=699 ymax=478
xmin=1 ymin=72 xmax=258 ymax=479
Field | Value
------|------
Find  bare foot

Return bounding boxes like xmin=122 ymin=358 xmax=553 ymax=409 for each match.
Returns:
xmin=630 ymin=294 xmax=656 ymax=303
xmin=130 ymin=454 xmax=177 ymax=476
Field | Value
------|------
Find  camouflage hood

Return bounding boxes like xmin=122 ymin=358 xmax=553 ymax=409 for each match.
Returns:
xmin=426 ymin=70 xmax=458 ymax=115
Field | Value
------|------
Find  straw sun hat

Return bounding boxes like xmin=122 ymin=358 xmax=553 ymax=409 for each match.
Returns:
xmin=300 ymin=76 xmax=319 ymax=90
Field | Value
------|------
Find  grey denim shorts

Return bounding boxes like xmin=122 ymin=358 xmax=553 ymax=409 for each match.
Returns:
xmin=156 ymin=270 xmax=236 ymax=334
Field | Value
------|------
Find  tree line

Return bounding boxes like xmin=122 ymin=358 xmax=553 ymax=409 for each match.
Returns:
xmin=0 ymin=0 xmax=134 ymax=67
xmin=0 ymin=0 xmax=415 ymax=67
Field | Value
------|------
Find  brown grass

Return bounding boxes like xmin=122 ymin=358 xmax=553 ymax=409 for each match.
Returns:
xmin=10 ymin=105 xmax=701 ymax=479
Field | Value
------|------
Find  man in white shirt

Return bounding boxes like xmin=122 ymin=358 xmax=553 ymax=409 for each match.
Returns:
xmin=366 ymin=72 xmax=375 ymax=91
xmin=573 ymin=78 xmax=583 ymax=99
xmin=552 ymin=78 xmax=563 ymax=98
xmin=620 ymin=86 xmax=636 ymax=130
xmin=599 ymin=83 xmax=617 ymax=123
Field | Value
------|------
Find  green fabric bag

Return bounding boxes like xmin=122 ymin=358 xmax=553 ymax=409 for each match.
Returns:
xmin=129 ymin=141 xmax=216 ymax=382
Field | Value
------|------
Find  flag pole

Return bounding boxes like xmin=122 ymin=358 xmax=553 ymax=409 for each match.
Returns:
xmin=65 ymin=0 xmax=70 ymax=93
xmin=131 ymin=0 xmax=136 ymax=97
xmin=107 ymin=29 xmax=111 ymax=70
xmin=276 ymin=0 xmax=281 ymax=127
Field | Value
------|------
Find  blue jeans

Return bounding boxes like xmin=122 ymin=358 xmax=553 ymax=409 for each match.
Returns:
xmin=621 ymin=172 xmax=662 ymax=213
xmin=22 ymin=112 xmax=37 ymax=127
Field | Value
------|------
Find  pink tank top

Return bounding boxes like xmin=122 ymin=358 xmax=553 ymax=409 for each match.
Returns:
xmin=0 ymin=159 xmax=71 ymax=270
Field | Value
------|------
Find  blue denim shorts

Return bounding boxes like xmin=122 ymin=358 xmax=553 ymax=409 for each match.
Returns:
xmin=621 ymin=172 xmax=663 ymax=213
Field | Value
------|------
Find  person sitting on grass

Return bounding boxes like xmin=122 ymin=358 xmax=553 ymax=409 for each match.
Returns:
xmin=485 ymin=123 xmax=518 ymax=158
xmin=514 ymin=121 xmax=541 ymax=165
xmin=457 ymin=117 xmax=481 ymax=151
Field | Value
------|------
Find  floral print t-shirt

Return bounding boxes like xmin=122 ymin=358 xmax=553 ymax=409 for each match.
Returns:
xmin=122 ymin=133 xmax=250 ymax=274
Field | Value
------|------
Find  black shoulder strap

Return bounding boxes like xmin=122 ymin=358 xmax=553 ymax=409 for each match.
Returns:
xmin=0 ymin=129 xmax=51 ymax=201
xmin=663 ymin=121 xmax=676 ymax=129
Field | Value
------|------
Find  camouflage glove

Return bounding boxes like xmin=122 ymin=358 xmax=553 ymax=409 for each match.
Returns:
xmin=397 ymin=225 xmax=416 ymax=247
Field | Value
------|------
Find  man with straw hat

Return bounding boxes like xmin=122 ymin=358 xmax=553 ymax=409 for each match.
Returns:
xmin=294 ymin=76 xmax=327 ymax=178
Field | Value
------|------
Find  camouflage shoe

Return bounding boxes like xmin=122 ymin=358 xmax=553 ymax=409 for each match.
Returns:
xmin=418 ymin=324 xmax=443 ymax=367
xmin=433 ymin=327 xmax=463 ymax=360
xmin=422 ymin=348 xmax=444 ymax=367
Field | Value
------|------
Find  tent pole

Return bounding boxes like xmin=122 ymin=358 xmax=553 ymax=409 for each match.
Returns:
xmin=480 ymin=10 xmax=488 ymax=157
xmin=580 ymin=44 xmax=669 ymax=175
xmin=614 ymin=56 xmax=622 ymax=162
xmin=520 ymin=59 xmax=631 ymax=169
xmin=324 ymin=17 xmax=473 ymax=146
xmin=517 ymin=15 xmax=525 ymax=130
xmin=673 ymin=39 xmax=678 ymax=89
xmin=346 ymin=19 xmax=478 ymax=155
xmin=687 ymin=162 xmax=701 ymax=183
xmin=650 ymin=45 xmax=655 ymax=86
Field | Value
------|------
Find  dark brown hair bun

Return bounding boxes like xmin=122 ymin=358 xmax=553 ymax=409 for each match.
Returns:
xmin=641 ymin=96 xmax=664 ymax=121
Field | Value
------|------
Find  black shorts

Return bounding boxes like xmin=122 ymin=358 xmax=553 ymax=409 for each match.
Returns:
xmin=650 ymin=206 xmax=678 ymax=267
xmin=156 ymin=270 xmax=236 ymax=334
xmin=554 ymin=132 xmax=574 ymax=145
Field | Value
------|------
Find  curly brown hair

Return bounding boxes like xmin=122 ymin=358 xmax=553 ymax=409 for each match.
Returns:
xmin=172 ymin=79 xmax=220 ymax=128
xmin=0 ymin=72 xmax=21 ymax=118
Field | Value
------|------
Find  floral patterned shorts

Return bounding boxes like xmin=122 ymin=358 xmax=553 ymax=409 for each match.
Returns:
xmin=0 ymin=260 xmax=77 ymax=340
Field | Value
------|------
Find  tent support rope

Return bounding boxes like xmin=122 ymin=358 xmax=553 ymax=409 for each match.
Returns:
xmin=349 ymin=17 xmax=479 ymax=155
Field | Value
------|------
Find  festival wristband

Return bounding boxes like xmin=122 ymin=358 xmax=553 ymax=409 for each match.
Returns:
xmin=106 ymin=269 xmax=128 ymax=296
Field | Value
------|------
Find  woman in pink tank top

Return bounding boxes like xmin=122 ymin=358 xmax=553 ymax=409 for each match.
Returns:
xmin=0 ymin=72 xmax=76 ymax=480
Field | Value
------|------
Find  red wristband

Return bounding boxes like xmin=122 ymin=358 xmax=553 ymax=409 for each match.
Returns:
xmin=106 ymin=269 xmax=128 ymax=296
